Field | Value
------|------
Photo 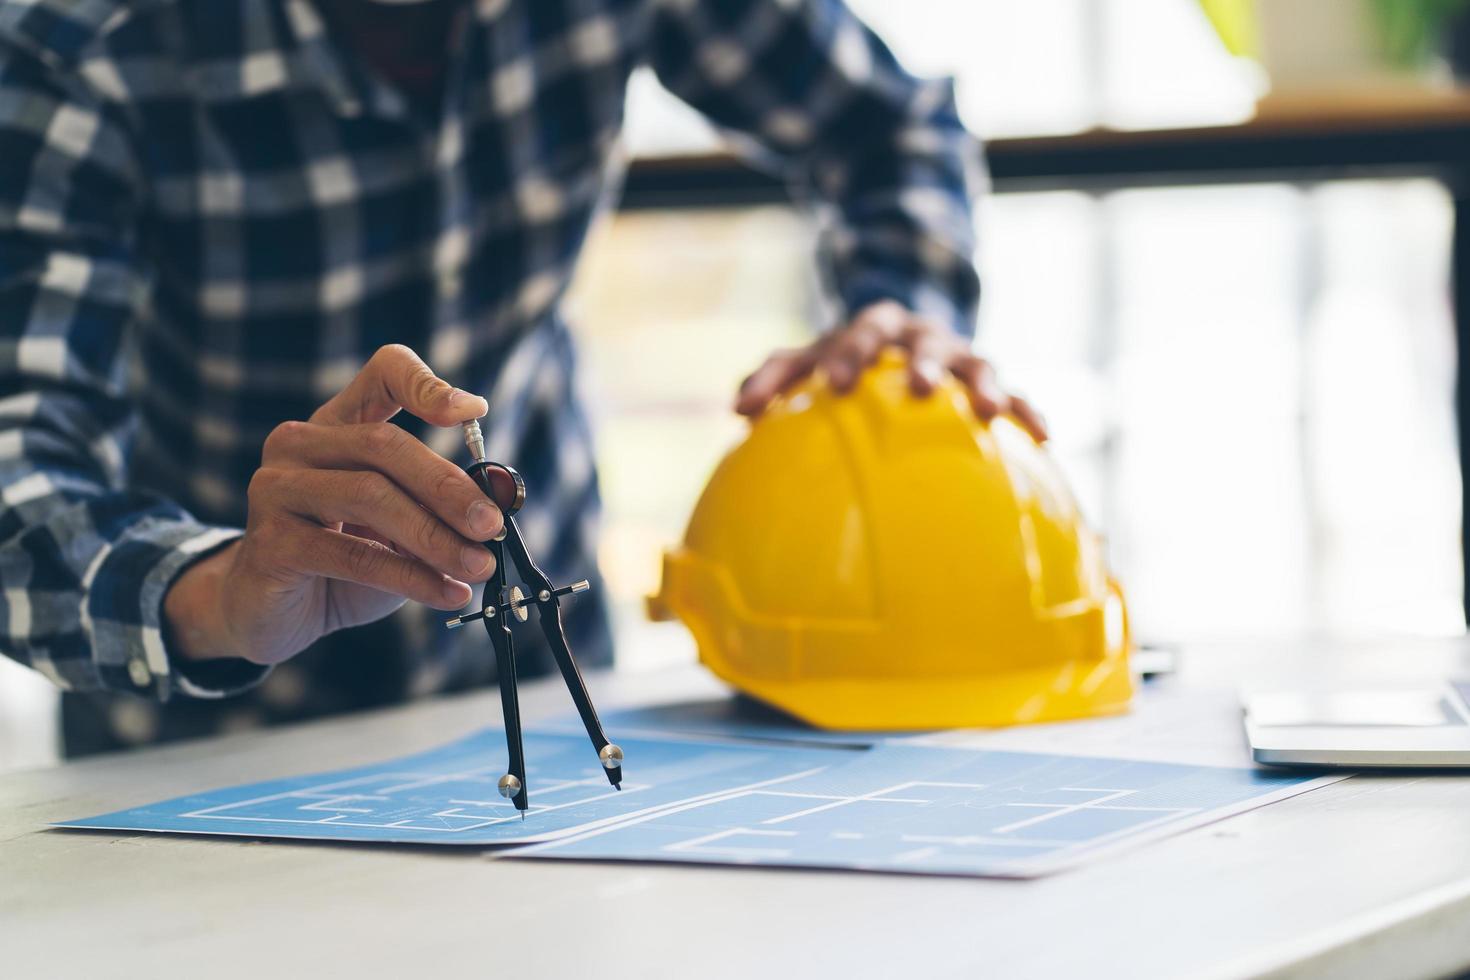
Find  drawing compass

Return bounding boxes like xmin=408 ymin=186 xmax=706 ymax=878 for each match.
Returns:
xmin=444 ymin=419 xmax=623 ymax=817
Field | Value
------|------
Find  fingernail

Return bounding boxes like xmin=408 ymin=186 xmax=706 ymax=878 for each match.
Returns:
xmin=442 ymin=578 xmax=473 ymax=606
xmin=454 ymin=388 xmax=489 ymax=414
xmin=915 ymin=360 xmax=941 ymax=385
xmin=462 ymin=544 xmax=493 ymax=576
xmin=468 ymin=499 xmax=499 ymax=536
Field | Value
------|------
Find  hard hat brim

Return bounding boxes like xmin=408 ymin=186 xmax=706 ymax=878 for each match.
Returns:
xmin=704 ymin=659 xmax=1134 ymax=731
xmin=657 ymin=548 xmax=1134 ymax=731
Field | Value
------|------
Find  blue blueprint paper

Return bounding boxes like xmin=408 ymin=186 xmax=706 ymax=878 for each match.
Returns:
xmin=550 ymin=697 xmax=907 ymax=748
xmin=58 ymin=730 xmax=844 ymax=845
xmin=509 ymin=743 xmax=1340 ymax=877
xmin=59 ymin=729 xmax=1338 ymax=876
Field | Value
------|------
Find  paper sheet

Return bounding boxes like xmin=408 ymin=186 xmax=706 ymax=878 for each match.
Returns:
xmin=58 ymin=720 xmax=1339 ymax=876
xmin=57 ymin=730 xmax=844 ymax=845
xmin=547 ymin=697 xmax=907 ymax=748
xmin=510 ymin=742 xmax=1340 ymax=877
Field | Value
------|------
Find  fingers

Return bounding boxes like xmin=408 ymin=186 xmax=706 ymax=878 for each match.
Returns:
xmin=310 ymin=344 xmax=489 ymax=427
xmin=280 ymin=522 xmax=474 ymax=610
xmin=819 ymin=303 xmax=904 ymax=392
xmin=1008 ymin=395 xmax=1050 ymax=443
xmin=248 ymin=467 xmax=496 ymax=584
xmin=950 ymin=355 xmax=1048 ymax=442
xmin=254 ymin=347 xmax=501 ymax=615
xmin=950 ymin=354 xmax=1007 ymax=420
xmin=262 ymin=420 xmax=504 ymax=541
xmin=902 ymin=321 xmax=950 ymax=397
xmin=735 ymin=348 xmax=817 ymax=417
xmin=819 ymin=325 xmax=883 ymax=393
xmin=736 ymin=302 xmax=1051 ymax=441
xmin=342 ymin=523 xmax=398 ymax=552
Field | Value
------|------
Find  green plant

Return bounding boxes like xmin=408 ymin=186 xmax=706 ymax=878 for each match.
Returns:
xmin=1200 ymin=0 xmax=1470 ymax=68
xmin=1367 ymin=0 xmax=1470 ymax=67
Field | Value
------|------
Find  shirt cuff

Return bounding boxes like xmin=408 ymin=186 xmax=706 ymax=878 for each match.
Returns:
xmin=842 ymin=270 xmax=976 ymax=339
xmin=83 ymin=518 xmax=269 ymax=701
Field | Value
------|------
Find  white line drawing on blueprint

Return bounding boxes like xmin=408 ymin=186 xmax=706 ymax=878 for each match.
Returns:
xmin=522 ymin=781 xmax=1205 ymax=868
xmin=662 ymin=783 xmax=1200 ymax=863
xmin=182 ymin=770 xmax=644 ymax=833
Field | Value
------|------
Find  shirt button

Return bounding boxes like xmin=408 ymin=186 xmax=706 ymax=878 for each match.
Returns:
xmin=127 ymin=657 xmax=152 ymax=688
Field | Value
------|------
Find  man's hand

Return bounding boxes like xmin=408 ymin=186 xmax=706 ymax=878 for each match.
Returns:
xmin=164 ymin=345 xmax=502 ymax=666
xmin=735 ymin=300 xmax=1048 ymax=442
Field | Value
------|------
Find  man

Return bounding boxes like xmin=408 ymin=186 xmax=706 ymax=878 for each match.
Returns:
xmin=0 ymin=0 xmax=1044 ymax=755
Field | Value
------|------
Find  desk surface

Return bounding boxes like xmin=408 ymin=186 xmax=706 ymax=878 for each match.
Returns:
xmin=4 ymin=637 xmax=1470 ymax=980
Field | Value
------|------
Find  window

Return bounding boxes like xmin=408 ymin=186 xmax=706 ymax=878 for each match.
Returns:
xmin=574 ymin=0 xmax=1460 ymax=670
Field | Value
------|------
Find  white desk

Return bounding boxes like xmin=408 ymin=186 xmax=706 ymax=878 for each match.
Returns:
xmin=4 ymin=637 xmax=1470 ymax=980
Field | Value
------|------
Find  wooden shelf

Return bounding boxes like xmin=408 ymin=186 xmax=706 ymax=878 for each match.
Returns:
xmin=621 ymin=94 xmax=1470 ymax=208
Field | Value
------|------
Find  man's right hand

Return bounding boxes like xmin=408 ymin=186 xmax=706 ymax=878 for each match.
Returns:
xmin=164 ymin=345 xmax=503 ymax=667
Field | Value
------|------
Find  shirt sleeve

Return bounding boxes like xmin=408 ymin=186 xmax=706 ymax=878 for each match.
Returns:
xmin=0 ymin=39 xmax=263 ymax=700
xmin=646 ymin=0 xmax=984 ymax=336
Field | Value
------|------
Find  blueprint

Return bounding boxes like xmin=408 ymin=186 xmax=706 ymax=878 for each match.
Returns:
xmin=57 ymin=730 xmax=844 ymax=845
xmin=549 ymin=697 xmax=905 ymax=748
xmin=59 ymin=728 xmax=1338 ymax=875
xmin=512 ymin=743 xmax=1340 ymax=877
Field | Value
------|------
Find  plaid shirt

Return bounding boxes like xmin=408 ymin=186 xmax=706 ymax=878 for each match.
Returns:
xmin=0 ymin=0 xmax=982 ymax=752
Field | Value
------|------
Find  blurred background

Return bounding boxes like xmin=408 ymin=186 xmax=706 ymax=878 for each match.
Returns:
xmin=581 ymin=0 xmax=1465 ymax=664
xmin=2 ymin=0 xmax=1467 ymax=770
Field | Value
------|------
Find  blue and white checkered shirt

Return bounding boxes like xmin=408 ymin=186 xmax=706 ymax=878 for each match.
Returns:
xmin=0 ymin=0 xmax=981 ymax=751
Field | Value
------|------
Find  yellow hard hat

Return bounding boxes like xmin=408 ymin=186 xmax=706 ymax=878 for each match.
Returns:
xmin=650 ymin=351 xmax=1132 ymax=730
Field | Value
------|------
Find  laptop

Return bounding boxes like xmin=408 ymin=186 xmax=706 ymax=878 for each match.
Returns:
xmin=1244 ymin=681 xmax=1470 ymax=767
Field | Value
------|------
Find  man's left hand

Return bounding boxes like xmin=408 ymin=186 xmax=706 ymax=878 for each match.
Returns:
xmin=735 ymin=300 xmax=1048 ymax=442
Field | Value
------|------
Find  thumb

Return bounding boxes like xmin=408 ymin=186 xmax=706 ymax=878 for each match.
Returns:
xmin=310 ymin=344 xmax=489 ymax=426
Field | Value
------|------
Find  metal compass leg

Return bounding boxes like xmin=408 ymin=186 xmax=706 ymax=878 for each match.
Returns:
xmin=499 ymin=517 xmax=623 ymax=788
xmin=482 ymin=542 xmax=528 ymax=814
